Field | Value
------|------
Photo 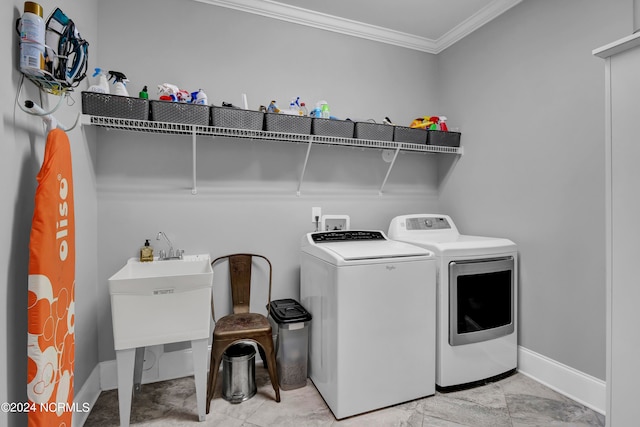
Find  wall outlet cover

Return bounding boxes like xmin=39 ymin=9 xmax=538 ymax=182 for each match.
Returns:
xmin=321 ymin=215 xmax=350 ymax=231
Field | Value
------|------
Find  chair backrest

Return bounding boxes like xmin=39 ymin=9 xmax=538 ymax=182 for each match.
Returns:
xmin=212 ymin=253 xmax=272 ymax=315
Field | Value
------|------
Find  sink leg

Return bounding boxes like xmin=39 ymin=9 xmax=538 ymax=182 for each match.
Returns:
xmin=116 ymin=348 xmax=136 ymax=427
xmin=192 ymin=338 xmax=208 ymax=422
xmin=133 ymin=347 xmax=145 ymax=394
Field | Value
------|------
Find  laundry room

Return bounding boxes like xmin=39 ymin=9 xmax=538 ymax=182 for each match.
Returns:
xmin=2 ymin=0 xmax=634 ymax=426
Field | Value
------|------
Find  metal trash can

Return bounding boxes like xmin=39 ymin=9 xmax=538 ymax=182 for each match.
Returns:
xmin=222 ymin=343 xmax=256 ymax=403
xmin=268 ymin=299 xmax=313 ymax=390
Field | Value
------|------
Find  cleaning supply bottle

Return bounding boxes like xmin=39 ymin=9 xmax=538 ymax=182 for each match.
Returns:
xmin=300 ymin=102 xmax=308 ymax=116
xmin=267 ymin=100 xmax=280 ymax=113
xmin=87 ymin=68 xmax=109 ymax=93
xmin=191 ymin=89 xmax=208 ymax=105
xmin=439 ymin=116 xmax=449 ymax=131
xmin=19 ymin=2 xmax=45 ymax=76
xmin=321 ymin=102 xmax=330 ymax=119
xmin=108 ymin=70 xmax=129 ymax=97
xmin=140 ymin=239 xmax=154 ymax=262
xmin=139 ymin=85 xmax=149 ymax=99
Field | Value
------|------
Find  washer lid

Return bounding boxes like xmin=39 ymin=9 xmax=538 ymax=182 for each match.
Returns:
xmin=301 ymin=230 xmax=433 ymax=263
xmin=319 ymin=239 xmax=430 ymax=261
xmin=395 ymin=234 xmax=516 ymax=256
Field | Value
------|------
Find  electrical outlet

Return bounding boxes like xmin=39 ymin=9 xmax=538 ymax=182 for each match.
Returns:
xmin=312 ymin=207 xmax=322 ymax=223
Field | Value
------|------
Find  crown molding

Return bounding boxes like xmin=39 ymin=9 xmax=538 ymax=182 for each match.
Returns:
xmin=193 ymin=0 xmax=522 ymax=54
xmin=436 ymin=0 xmax=522 ymax=52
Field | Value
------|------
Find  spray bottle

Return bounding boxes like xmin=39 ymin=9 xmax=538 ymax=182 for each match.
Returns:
xmin=18 ymin=2 xmax=45 ymax=76
xmin=108 ymin=70 xmax=129 ymax=97
xmin=439 ymin=116 xmax=449 ymax=131
xmin=87 ymin=68 xmax=109 ymax=93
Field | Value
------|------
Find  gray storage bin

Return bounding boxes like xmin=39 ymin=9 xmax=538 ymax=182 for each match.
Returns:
xmin=264 ymin=113 xmax=312 ymax=134
xmin=150 ymin=100 xmax=210 ymax=125
xmin=312 ymin=118 xmax=355 ymax=138
xmin=354 ymin=122 xmax=394 ymax=141
xmin=211 ymin=106 xmax=264 ymax=130
xmin=427 ymin=130 xmax=461 ymax=147
xmin=393 ymin=126 xmax=427 ymax=144
xmin=222 ymin=343 xmax=257 ymax=403
xmin=81 ymin=92 xmax=149 ymax=120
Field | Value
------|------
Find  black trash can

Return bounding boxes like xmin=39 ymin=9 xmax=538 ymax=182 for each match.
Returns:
xmin=268 ymin=299 xmax=313 ymax=390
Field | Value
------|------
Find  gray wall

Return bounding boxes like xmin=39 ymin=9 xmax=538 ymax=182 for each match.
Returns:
xmin=93 ymin=0 xmax=630 ymax=381
xmin=95 ymin=0 xmax=442 ymax=362
xmin=1 ymin=1 xmax=99 ymax=426
xmin=437 ymin=0 xmax=629 ymax=379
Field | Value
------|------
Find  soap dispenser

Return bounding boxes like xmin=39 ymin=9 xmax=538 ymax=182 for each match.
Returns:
xmin=140 ymin=239 xmax=154 ymax=262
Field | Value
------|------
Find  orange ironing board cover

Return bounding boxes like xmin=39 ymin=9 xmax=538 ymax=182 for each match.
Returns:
xmin=27 ymin=128 xmax=75 ymax=426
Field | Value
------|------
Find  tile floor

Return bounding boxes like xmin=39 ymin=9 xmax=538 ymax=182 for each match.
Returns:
xmin=85 ymin=367 xmax=605 ymax=426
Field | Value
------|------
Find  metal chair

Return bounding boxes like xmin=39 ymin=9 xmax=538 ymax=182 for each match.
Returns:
xmin=206 ymin=254 xmax=281 ymax=413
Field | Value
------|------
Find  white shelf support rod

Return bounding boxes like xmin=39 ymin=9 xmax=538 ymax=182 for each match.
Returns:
xmin=297 ymin=135 xmax=314 ymax=196
xmin=191 ymin=126 xmax=198 ymax=195
xmin=379 ymin=145 xmax=401 ymax=196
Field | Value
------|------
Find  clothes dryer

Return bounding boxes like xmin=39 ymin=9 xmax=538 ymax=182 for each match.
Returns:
xmin=388 ymin=214 xmax=517 ymax=391
xmin=300 ymin=230 xmax=436 ymax=419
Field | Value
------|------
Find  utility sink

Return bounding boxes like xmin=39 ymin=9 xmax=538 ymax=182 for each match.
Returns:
xmin=109 ymin=254 xmax=213 ymax=350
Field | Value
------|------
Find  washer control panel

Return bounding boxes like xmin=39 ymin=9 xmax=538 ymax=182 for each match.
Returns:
xmin=406 ymin=216 xmax=451 ymax=230
xmin=311 ymin=230 xmax=386 ymax=243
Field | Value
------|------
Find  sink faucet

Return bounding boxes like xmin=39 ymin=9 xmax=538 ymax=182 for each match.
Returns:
xmin=156 ymin=231 xmax=184 ymax=260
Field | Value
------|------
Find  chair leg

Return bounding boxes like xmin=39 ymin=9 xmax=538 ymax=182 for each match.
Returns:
xmin=257 ymin=346 xmax=267 ymax=369
xmin=206 ymin=345 xmax=223 ymax=414
xmin=256 ymin=336 xmax=280 ymax=402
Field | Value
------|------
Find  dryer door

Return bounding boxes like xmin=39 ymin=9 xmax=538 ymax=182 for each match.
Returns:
xmin=449 ymin=257 xmax=514 ymax=346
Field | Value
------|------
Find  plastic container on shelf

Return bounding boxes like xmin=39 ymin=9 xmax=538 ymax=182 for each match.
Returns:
xmin=82 ymin=91 xmax=149 ymax=120
xmin=393 ymin=126 xmax=427 ymax=144
xmin=427 ymin=130 xmax=461 ymax=147
xmin=354 ymin=121 xmax=394 ymax=141
xmin=312 ymin=118 xmax=355 ymax=138
xmin=149 ymin=100 xmax=210 ymax=125
xmin=211 ymin=106 xmax=264 ymax=130
xmin=264 ymin=113 xmax=311 ymax=134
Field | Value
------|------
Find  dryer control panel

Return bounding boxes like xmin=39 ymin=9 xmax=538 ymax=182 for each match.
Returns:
xmin=406 ymin=217 xmax=451 ymax=230
xmin=311 ymin=230 xmax=386 ymax=243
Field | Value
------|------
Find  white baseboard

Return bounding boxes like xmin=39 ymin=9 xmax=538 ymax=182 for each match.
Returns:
xmin=73 ymin=364 xmax=102 ymax=427
xmin=518 ymin=345 xmax=606 ymax=415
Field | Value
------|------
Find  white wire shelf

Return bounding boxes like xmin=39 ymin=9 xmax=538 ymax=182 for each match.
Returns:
xmin=81 ymin=114 xmax=463 ymax=195
xmin=81 ymin=115 xmax=463 ymax=155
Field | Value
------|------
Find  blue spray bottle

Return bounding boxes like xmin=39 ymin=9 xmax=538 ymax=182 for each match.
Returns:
xmin=88 ymin=68 xmax=109 ymax=93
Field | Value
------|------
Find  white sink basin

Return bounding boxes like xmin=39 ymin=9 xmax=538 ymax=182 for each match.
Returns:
xmin=108 ymin=254 xmax=213 ymax=350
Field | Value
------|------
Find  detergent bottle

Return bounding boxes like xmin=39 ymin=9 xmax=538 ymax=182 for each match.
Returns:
xmin=191 ymin=89 xmax=208 ymax=105
xmin=87 ymin=68 xmax=109 ymax=93
xmin=19 ymin=2 xmax=45 ymax=76
xmin=108 ymin=71 xmax=129 ymax=97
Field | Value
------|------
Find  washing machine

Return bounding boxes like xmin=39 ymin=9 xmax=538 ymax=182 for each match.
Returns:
xmin=388 ymin=214 xmax=517 ymax=391
xmin=300 ymin=230 xmax=436 ymax=419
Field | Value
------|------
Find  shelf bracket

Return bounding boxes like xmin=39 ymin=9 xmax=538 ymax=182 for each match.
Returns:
xmin=379 ymin=146 xmax=401 ymax=195
xmin=297 ymin=136 xmax=314 ymax=196
xmin=191 ymin=126 xmax=197 ymax=195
